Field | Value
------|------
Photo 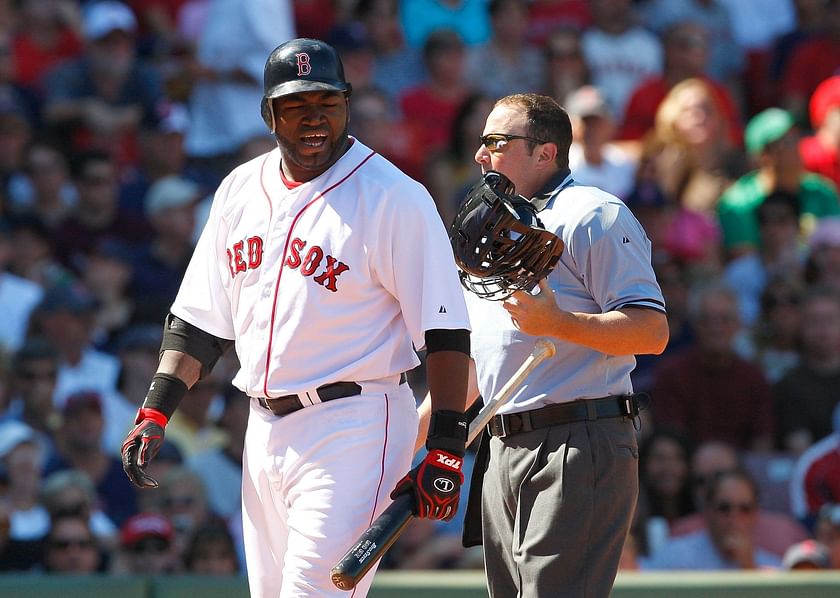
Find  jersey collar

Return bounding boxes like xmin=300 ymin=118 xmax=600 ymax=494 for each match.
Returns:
xmin=530 ymin=168 xmax=573 ymax=211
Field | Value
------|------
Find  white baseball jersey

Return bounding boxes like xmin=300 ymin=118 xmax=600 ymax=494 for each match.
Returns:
xmin=170 ymin=137 xmax=471 ymax=397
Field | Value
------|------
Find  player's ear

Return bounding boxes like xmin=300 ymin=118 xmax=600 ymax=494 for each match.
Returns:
xmin=261 ymin=97 xmax=275 ymax=132
xmin=536 ymin=141 xmax=558 ymax=170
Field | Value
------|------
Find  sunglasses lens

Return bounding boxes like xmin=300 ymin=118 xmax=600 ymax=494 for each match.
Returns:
xmin=481 ymin=135 xmax=506 ymax=151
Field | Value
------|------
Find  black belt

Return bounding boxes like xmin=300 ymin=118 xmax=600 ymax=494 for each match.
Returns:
xmin=256 ymin=373 xmax=407 ymax=417
xmin=487 ymin=393 xmax=647 ymax=438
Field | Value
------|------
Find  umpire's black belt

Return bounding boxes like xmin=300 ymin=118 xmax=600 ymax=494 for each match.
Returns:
xmin=487 ymin=393 xmax=647 ymax=438
xmin=256 ymin=373 xmax=407 ymax=417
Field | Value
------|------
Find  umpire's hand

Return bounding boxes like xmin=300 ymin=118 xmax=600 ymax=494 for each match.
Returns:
xmin=121 ymin=408 xmax=168 ymax=488
xmin=390 ymin=449 xmax=464 ymax=521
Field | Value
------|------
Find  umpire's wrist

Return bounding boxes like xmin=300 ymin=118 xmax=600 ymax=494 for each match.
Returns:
xmin=425 ymin=410 xmax=467 ymax=457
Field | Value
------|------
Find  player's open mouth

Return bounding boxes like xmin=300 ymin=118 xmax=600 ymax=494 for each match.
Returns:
xmin=301 ymin=133 xmax=328 ymax=148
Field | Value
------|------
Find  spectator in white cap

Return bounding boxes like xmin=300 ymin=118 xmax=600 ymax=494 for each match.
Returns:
xmin=129 ymin=175 xmax=201 ymax=323
xmin=782 ymin=539 xmax=831 ymax=570
xmin=566 ymin=84 xmax=637 ymax=200
xmin=0 ymin=421 xmax=50 ymax=545
xmin=41 ymin=0 xmax=162 ymax=165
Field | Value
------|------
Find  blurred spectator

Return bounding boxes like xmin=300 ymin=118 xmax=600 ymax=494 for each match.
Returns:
xmin=165 ymin=374 xmax=226 ymax=459
xmin=110 ymin=512 xmax=180 ymax=575
xmin=815 ymin=502 xmax=840 ymax=567
xmin=129 ymin=174 xmax=198 ymax=324
xmin=79 ymin=239 xmax=136 ymax=348
xmin=800 ymin=75 xmax=840 ymax=188
xmin=41 ymin=1 xmax=163 ymax=168
xmin=769 ymin=0 xmax=829 ymax=84
xmin=780 ymin=0 xmax=840 ymax=124
xmin=734 ymin=276 xmax=804 ymax=384
xmin=175 ymin=0 xmax=210 ymax=45
xmin=0 ymin=500 xmax=41 ymax=571
xmin=0 ymin=420 xmax=50 ymax=544
xmin=0 ymin=98 xmax=34 ymax=205
xmin=0 ymin=219 xmax=43 ymax=352
xmin=636 ymin=429 xmax=696 ymax=556
xmin=804 ymin=217 xmax=840 ymax=292
xmin=789 ymin=399 xmax=840 ymax=524
xmin=566 ymin=84 xmax=637 ymax=200
xmin=45 ymin=391 xmax=139 ymax=526
xmin=581 ymin=0 xmax=663 ymax=122
xmin=182 ymin=519 xmax=240 ymax=575
xmin=724 ymin=191 xmax=806 ymax=327
xmin=120 ymin=100 xmax=194 ymax=219
xmin=671 ymin=439 xmax=810 ymax=559
xmin=133 ymin=440 xmax=183 ymax=514
xmin=293 ymin=0 xmax=337 ymax=41
xmin=639 ymin=0 xmax=745 ymax=88
xmin=11 ymin=0 xmax=82 ymax=91
xmin=716 ymin=0 xmax=796 ymax=54
xmin=652 ymin=279 xmax=775 ymax=451
xmin=424 ymin=92 xmax=494 ymax=225
xmin=542 ymin=26 xmax=590 ymax=107
xmin=100 ymin=323 xmax=162 ymax=456
xmin=399 ymin=29 xmax=471 ymax=158
xmin=328 ymin=22 xmax=376 ymax=94
xmin=5 ymin=213 xmax=71 ymax=287
xmin=648 ymin=78 xmax=746 ymax=219
xmin=525 ymin=0 xmax=591 ymax=46
xmin=186 ymin=385 xmax=247 ymax=522
xmin=619 ymin=21 xmax=741 ymax=145
xmin=718 ymin=108 xmax=840 ymax=259
xmin=51 ymin=150 xmax=152 ymax=273
xmin=782 ymin=538 xmax=831 ymax=569
xmin=0 ymin=30 xmax=42 ymax=130
xmin=348 ymin=86 xmax=424 ymax=181
xmin=465 ymin=0 xmax=544 ymax=100
xmin=399 ymin=0 xmax=491 ymax=49
xmin=40 ymin=469 xmax=118 ymax=549
xmin=41 ymin=511 xmax=104 ymax=573
xmin=774 ymin=286 xmax=840 ymax=454
xmin=154 ymin=466 xmax=221 ymax=559
xmin=9 ymin=140 xmax=78 ymax=229
xmin=28 ymin=283 xmax=121 ymax=405
xmin=356 ymin=0 xmax=425 ymax=103
xmin=643 ymin=469 xmax=781 ymax=570
xmin=1 ymin=337 xmax=60 ymax=455
xmin=183 ymin=0 xmax=294 ymax=180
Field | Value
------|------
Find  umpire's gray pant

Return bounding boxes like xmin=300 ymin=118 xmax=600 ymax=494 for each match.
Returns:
xmin=481 ymin=416 xmax=639 ymax=598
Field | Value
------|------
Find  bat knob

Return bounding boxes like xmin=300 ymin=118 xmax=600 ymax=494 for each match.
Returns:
xmin=331 ymin=570 xmax=354 ymax=591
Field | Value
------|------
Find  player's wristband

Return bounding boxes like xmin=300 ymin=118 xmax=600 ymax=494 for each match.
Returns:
xmin=135 ymin=407 xmax=169 ymax=427
xmin=426 ymin=410 xmax=467 ymax=457
xmin=141 ymin=373 xmax=188 ymax=420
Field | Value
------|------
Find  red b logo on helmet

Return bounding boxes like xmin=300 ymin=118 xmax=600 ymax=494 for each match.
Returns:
xmin=295 ymin=53 xmax=311 ymax=76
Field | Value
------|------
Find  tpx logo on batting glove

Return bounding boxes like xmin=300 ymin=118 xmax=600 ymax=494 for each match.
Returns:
xmin=390 ymin=449 xmax=464 ymax=521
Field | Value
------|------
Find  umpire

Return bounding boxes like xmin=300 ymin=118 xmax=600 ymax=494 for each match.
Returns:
xmin=441 ymin=93 xmax=669 ymax=597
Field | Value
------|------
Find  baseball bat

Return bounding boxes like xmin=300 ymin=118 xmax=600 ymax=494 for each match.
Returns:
xmin=330 ymin=338 xmax=557 ymax=591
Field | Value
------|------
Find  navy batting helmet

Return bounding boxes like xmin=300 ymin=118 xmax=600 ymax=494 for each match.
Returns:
xmin=260 ymin=38 xmax=352 ymax=130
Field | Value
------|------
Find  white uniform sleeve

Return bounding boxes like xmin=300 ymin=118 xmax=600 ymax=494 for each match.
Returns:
xmin=170 ymin=178 xmax=236 ymax=339
xmin=570 ymin=202 xmax=665 ymax=313
xmin=371 ymin=179 xmax=471 ymax=350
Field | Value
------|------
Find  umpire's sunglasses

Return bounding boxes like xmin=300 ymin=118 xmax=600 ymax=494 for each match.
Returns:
xmin=480 ymin=133 xmax=547 ymax=152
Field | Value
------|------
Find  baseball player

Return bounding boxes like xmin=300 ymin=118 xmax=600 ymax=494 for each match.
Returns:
xmin=428 ymin=93 xmax=669 ymax=597
xmin=120 ymin=38 xmax=471 ymax=597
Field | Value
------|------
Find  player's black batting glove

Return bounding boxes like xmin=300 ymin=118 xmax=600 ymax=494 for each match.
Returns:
xmin=121 ymin=407 xmax=168 ymax=488
xmin=390 ymin=410 xmax=467 ymax=521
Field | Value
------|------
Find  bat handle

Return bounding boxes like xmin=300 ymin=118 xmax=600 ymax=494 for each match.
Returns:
xmin=330 ymin=494 xmax=414 ymax=591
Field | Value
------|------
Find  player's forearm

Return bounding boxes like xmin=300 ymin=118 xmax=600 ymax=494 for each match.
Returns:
xmin=425 ymin=350 xmax=470 ymax=414
xmin=158 ymin=349 xmax=202 ymax=388
xmin=546 ymin=307 xmax=669 ymax=356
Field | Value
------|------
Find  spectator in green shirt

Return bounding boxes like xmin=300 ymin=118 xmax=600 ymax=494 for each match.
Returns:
xmin=718 ymin=108 xmax=840 ymax=259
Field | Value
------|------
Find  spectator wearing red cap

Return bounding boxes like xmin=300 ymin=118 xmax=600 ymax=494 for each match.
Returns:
xmin=800 ymin=76 xmax=840 ymax=189
xmin=111 ymin=512 xmax=180 ymax=574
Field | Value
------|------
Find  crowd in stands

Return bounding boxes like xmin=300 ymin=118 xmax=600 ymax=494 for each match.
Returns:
xmin=0 ymin=0 xmax=839 ymax=579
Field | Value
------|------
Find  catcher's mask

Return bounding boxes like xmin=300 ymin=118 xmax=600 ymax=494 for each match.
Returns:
xmin=449 ymin=171 xmax=564 ymax=300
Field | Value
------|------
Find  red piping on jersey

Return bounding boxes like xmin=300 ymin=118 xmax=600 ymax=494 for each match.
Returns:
xmin=350 ymin=393 xmax=390 ymax=598
xmin=262 ymin=149 xmax=377 ymax=398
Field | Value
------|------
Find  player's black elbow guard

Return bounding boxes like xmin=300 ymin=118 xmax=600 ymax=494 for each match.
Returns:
xmin=160 ymin=313 xmax=234 ymax=380
xmin=424 ymin=328 xmax=470 ymax=356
